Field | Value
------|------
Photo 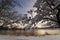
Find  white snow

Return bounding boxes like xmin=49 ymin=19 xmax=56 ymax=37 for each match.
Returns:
xmin=0 ymin=35 xmax=60 ymax=40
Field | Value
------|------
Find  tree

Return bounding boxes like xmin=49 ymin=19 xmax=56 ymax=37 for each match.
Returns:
xmin=27 ymin=0 xmax=60 ymax=28
xmin=0 ymin=0 xmax=22 ymax=28
xmin=0 ymin=11 xmax=23 ymax=28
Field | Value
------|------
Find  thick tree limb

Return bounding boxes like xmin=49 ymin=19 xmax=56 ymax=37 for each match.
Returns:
xmin=43 ymin=18 xmax=57 ymax=22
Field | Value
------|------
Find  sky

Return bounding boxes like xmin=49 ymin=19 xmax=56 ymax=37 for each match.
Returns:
xmin=15 ymin=0 xmax=36 ymax=14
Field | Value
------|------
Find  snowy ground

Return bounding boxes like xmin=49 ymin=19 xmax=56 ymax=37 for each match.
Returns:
xmin=0 ymin=35 xmax=60 ymax=40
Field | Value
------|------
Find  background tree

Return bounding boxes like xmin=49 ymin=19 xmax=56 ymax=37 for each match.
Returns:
xmin=0 ymin=0 xmax=22 ymax=28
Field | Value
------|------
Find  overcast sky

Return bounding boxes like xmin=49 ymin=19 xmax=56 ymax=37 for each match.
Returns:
xmin=15 ymin=0 xmax=36 ymax=14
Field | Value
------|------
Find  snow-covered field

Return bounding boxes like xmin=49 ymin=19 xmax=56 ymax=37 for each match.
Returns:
xmin=0 ymin=35 xmax=60 ymax=40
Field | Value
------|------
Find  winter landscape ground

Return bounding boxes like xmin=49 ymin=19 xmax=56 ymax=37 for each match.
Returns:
xmin=0 ymin=35 xmax=60 ymax=40
xmin=0 ymin=29 xmax=60 ymax=40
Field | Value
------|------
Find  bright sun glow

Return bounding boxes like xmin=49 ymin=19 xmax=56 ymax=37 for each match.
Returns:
xmin=36 ymin=21 xmax=50 ymax=28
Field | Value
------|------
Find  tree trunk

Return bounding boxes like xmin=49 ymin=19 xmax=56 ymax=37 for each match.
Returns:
xmin=56 ymin=10 xmax=60 ymax=27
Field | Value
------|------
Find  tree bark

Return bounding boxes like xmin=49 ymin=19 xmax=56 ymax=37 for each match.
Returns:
xmin=56 ymin=10 xmax=60 ymax=27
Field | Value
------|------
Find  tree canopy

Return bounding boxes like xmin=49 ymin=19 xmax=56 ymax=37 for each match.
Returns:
xmin=26 ymin=0 xmax=60 ymax=28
